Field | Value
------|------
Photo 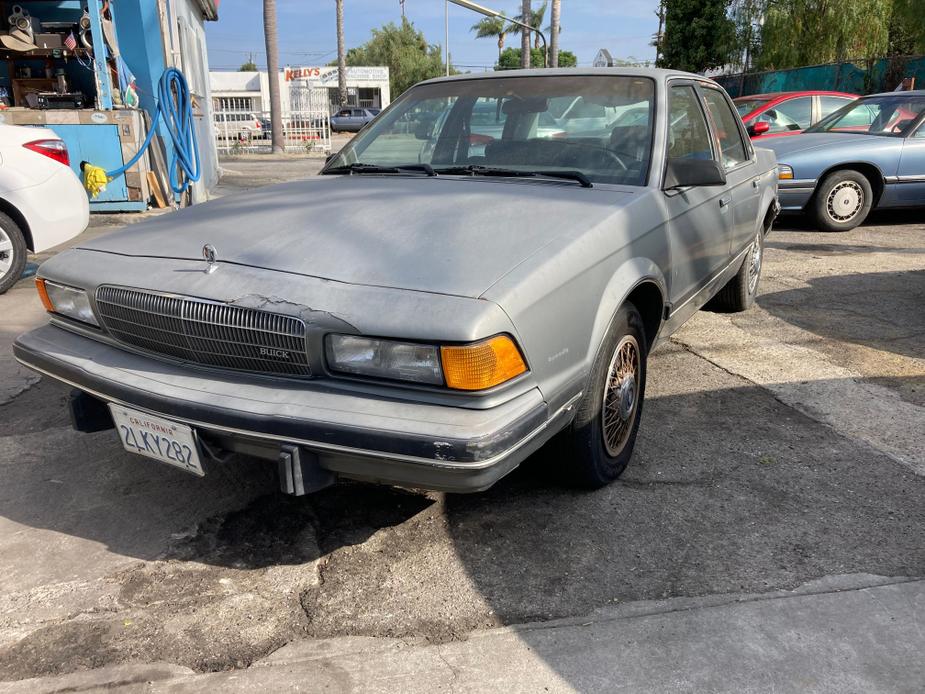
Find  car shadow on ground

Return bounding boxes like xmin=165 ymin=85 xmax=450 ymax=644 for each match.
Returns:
xmin=1 ymin=339 xmax=924 ymax=682
xmin=757 ymin=269 xmax=925 ymax=361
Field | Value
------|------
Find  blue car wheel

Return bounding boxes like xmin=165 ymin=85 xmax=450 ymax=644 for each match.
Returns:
xmin=811 ymin=169 xmax=874 ymax=232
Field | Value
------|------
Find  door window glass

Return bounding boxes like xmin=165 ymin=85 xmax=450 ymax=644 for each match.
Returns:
xmin=818 ymin=96 xmax=853 ymax=122
xmin=774 ymin=96 xmax=813 ymax=129
xmin=702 ymin=88 xmax=748 ymax=169
xmin=667 ymin=85 xmax=713 ymax=161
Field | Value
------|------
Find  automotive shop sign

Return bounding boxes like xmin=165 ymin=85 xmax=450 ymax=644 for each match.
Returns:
xmin=284 ymin=66 xmax=389 ymax=84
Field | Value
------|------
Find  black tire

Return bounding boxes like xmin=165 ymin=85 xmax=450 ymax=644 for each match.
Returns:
xmin=810 ymin=169 xmax=873 ymax=232
xmin=565 ymin=303 xmax=647 ymax=488
xmin=708 ymin=226 xmax=764 ymax=313
xmin=0 ymin=212 xmax=27 ymax=295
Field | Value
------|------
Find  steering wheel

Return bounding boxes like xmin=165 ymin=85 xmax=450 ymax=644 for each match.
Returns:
xmin=555 ymin=141 xmax=629 ymax=171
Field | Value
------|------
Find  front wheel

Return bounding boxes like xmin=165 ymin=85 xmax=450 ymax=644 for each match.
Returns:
xmin=810 ymin=169 xmax=873 ymax=232
xmin=565 ymin=304 xmax=647 ymax=488
xmin=0 ymin=212 xmax=27 ymax=295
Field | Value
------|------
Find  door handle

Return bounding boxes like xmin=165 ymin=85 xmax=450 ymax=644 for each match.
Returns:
xmin=719 ymin=196 xmax=731 ymax=208
xmin=752 ymin=176 xmax=761 ymax=188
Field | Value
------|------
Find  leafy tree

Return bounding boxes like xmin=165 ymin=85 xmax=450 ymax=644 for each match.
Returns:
xmin=758 ymin=0 xmax=893 ymax=69
xmin=660 ymin=0 xmax=735 ymax=72
xmin=344 ymin=18 xmax=452 ymax=98
xmin=889 ymin=0 xmax=925 ymax=55
xmin=511 ymin=0 xmax=556 ymax=50
xmin=497 ymin=47 xmax=575 ymax=70
xmin=239 ymin=60 xmax=257 ymax=72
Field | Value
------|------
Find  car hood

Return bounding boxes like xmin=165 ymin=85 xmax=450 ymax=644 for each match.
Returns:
xmin=79 ymin=175 xmax=635 ymax=298
xmin=762 ymin=132 xmax=891 ymax=158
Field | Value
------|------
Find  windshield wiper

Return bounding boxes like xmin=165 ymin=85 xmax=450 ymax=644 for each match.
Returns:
xmin=434 ymin=165 xmax=593 ymax=188
xmin=322 ymin=162 xmax=437 ymax=176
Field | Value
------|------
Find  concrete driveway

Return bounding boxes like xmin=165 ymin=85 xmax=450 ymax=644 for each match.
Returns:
xmin=0 ymin=163 xmax=922 ymax=692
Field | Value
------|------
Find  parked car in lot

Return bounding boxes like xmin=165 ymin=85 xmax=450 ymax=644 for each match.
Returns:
xmin=767 ymin=90 xmax=925 ymax=231
xmin=330 ymin=107 xmax=381 ymax=132
xmin=0 ymin=124 xmax=89 ymax=294
xmin=215 ymin=112 xmax=264 ymax=140
xmin=15 ymin=68 xmax=778 ymax=495
xmin=734 ymin=91 xmax=858 ymax=139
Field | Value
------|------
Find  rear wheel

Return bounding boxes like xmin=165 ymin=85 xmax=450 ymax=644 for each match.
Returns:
xmin=0 ymin=213 xmax=27 ymax=295
xmin=708 ymin=226 xmax=764 ymax=312
xmin=810 ymin=169 xmax=873 ymax=232
xmin=565 ymin=304 xmax=647 ymax=488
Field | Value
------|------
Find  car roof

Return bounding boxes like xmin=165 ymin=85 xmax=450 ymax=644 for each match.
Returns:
xmin=865 ymin=89 xmax=925 ymax=97
xmin=418 ymin=66 xmax=707 ymax=86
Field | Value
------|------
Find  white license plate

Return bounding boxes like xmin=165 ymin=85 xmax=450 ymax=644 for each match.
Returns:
xmin=109 ymin=405 xmax=204 ymax=476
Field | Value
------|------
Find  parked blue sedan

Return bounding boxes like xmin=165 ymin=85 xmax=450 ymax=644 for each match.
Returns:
xmin=767 ymin=90 xmax=925 ymax=231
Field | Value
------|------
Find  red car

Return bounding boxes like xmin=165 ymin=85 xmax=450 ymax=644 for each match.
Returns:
xmin=734 ymin=91 xmax=858 ymax=139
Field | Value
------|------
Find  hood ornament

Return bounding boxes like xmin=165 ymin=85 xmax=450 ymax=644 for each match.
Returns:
xmin=202 ymin=244 xmax=218 ymax=274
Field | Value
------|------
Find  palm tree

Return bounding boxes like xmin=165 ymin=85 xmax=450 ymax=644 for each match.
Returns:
xmin=471 ymin=16 xmax=508 ymax=61
xmin=336 ymin=0 xmax=347 ymax=107
xmin=550 ymin=0 xmax=560 ymax=67
xmin=520 ymin=0 xmax=531 ymax=68
xmin=263 ymin=0 xmax=284 ymax=153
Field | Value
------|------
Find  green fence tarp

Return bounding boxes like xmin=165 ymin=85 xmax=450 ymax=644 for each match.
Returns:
xmin=716 ymin=56 xmax=925 ymax=97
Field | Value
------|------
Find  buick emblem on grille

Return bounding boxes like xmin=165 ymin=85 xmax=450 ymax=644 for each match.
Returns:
xmin=202 ymin=244 xmax=218 ymax=274
xmin=260 ymin=347 xmax=291 ymax=360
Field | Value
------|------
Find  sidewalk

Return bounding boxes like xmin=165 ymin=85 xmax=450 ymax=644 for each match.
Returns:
xmin=4 ymin=574 xmax=921 ymax=693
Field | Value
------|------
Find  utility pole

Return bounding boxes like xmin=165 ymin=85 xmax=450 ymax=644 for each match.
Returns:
xmin=445 ymin=1 xmax=450 ymax=76
xmin=400 ymin=0 xmax=406 ymax=18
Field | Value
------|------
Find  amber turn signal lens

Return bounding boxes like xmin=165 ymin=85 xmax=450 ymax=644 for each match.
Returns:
xmin=441 ymin=335 xmax=527 ymax=391
xmin=35 ymin=278 xmax=55 ymax=312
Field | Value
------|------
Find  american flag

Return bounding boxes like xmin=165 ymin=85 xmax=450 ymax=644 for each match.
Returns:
xmin=63 ymin=32 xmax=77 ymax=51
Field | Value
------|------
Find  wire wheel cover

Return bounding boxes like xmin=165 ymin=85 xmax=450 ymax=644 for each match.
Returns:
xmin=602 ymin=335 xmax=641 ymax=457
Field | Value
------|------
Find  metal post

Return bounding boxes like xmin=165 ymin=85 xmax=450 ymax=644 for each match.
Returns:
xmin=445 ymin=1 xmax=450 ymax=76
xmin=87 ymin=0 xmax=113 ymax=109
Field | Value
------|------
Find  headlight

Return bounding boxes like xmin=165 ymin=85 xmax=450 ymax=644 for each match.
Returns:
xmin=36 ymin=279 xmax=99 ymax=327
xmin=326 ymin=335 xmax=443 ymax=385
xmin=326 ymin=334 xmax=528 ymax=390
xmin=777 ymin=164 xmax=794 ymax=180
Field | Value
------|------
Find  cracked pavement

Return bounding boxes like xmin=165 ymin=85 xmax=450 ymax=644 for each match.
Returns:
xmin=0 ymin=160 xmax=922 ymax=690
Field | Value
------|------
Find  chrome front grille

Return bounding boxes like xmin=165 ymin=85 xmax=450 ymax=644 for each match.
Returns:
xmin=95 ymin=286 xmax=312 ymax=377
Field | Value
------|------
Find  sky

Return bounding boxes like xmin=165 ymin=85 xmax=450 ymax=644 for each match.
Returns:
xmin=205 ymin=1 xmax=660 ymax=72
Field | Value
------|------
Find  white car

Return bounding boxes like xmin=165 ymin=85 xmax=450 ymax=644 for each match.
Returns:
xmin=0 ymin=124 xmax=89 ymax=293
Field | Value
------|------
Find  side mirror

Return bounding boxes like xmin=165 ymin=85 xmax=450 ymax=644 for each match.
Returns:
xmin=749 ymin=120 xmax=771 ymax=136
xmin=664 ymin=159 xmax=727 ymax=189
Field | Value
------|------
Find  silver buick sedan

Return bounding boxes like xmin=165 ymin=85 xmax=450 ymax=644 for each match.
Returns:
xmin=15 ymin=69 xmax=778 ymax=495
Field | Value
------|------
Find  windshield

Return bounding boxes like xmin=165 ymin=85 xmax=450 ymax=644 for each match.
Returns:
xmin=734 ymin=98 xmax=771 ymax=117
xmin=806 ymin=95 xmax=925 ymax=136
xmin=325 ymin=75 xmax=656 ymax=186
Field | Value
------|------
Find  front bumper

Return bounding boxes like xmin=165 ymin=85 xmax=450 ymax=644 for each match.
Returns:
xmin=14 ymin=324 xmax=573 ymax=493
xmin=777 ymin=179 xmax=816 ymax=211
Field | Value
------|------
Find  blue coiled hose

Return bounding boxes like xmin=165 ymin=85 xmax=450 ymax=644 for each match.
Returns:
xmin=105 ymin=67 xmax=202 ymax=195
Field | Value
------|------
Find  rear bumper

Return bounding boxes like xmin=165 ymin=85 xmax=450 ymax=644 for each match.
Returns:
xmin=4 ymin=167 xmax=89 ymax=252
xmin=14 ymin=324 xmax=573 ymax=492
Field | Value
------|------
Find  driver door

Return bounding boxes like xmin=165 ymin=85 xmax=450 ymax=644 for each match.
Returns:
xmin=663 ymin=82 xmax=733 ymax=312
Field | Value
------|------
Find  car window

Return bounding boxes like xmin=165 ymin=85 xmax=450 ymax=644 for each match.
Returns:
xmin=336 ymin=110 xmax=351 ymax=118
xmin=330 ymin=75 xmax=656 ymax=186
xmin=735 ymin=97 xmax=771 ymax=117
xmin=774 ymin=96 xmax=813 ymax=129
xmin=353 ymin=110 xmax=365 ymax=117
xmin=667 ymin=85 xmax=713 ymax=161
xmin=808 ymin=96 xmax=925 ymax=136
xmin=701 ymin=88 xmax=748 ymax=170
xmin=818 ymin=96 xmax=854 ymax=122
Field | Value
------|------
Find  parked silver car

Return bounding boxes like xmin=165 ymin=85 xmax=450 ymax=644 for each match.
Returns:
xmin=15 ymin=69 xmax=778 ymax=495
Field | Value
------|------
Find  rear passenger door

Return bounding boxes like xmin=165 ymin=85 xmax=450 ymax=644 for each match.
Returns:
xmin=817 ymin=95 xmax=855 ymax=125
xmin=699 ymin=84 xmax=760 ymax=257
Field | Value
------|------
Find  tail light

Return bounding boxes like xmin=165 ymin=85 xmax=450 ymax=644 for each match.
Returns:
xmin=23 ymin=139 xmax=70 ymax=167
